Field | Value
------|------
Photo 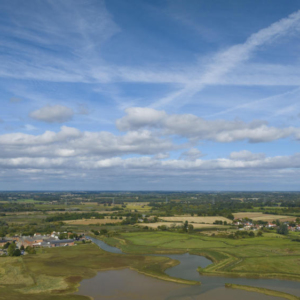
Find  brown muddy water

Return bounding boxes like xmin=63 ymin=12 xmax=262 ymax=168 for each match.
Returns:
xmin=74 ymin=236 xmax=300 ymax=300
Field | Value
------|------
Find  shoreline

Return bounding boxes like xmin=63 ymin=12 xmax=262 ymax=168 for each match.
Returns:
xmin=225 ymin=283 xmax=300 ymax=300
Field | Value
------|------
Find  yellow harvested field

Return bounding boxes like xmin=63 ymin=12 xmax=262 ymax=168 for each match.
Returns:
xmin=159 ymin=216 xmax=231 ymax=224
xmin=45 ymin=210 xmax=116 ymax=214
xmin=233 ymin=212 xmax=295 ymax=221
xmin=125 ymin=202 xmax=150 ymax=205
xmin=136 ymin=222 xmax=225 ymax=229
xmin=3 ymin=210 xmax=117 ymax=215
xmin=63 ymin=218 xmax=121 ymax=225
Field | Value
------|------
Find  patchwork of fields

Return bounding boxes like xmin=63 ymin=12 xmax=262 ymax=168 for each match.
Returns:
xmin=159 ymin=216 xmax=232 ymax=224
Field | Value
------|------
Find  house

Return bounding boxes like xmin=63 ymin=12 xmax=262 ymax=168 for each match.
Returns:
xmin=0 ymin=239 xmax=10 ymax=247
xmin=49 ymin=239 xmax=75 ymax=247
xmin=18 ymin=235 xmax=75 ymax=248
xmin=288 ymin=226 xmax=296 ymax=232
xmin=18 ymin=236 xmax=57 ymax=248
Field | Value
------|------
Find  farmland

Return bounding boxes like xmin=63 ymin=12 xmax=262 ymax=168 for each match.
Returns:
xmin=64 ymin=218 xmax=121 ymax=225
xmin=159 ymin=216 xmax=232 ymax=224
xmin=233 ymin=212 xmax=296 ymax=222
xmin=136 ymin=222 xmax=228 ymax=229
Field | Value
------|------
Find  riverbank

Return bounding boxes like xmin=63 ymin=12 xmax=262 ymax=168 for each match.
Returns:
xmin=225 ymin=284 xmax=300 ymax=300
xmin=0 ymin=241 xmax=199 ymax=300
xmin=104 ymin=231 xmax=300 ymax=282
xmin=88 ymin=234 xmax=300 ymax=299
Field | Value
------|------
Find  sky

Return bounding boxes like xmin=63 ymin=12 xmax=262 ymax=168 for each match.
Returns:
xmin=1 ymin=0 xmax=300 ymax=191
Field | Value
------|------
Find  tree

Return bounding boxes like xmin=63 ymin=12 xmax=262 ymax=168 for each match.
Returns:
xmin=20 ymin=245 xmax=25 ymax=251
xmin=184 ymin=221 xmax=188 ymax=232
xmin=7 ymin=243 xmax=16 ymax=256
xmin=25 ymin=246 xmax=36 ymax=254
xmin=3 ymin=242 xmax=10 ymax=249
xmin=257 ymin=230 xmax=263 ymax=237
xmin=249 ymin=231 xmax=255 ymax=237
xmin=100 ymin=229 xmax=108 ymax=235
xmin=227 ymin=213 xmax=234 ymax=220
xmin=13 ymin=249 xmax=21 ymax=256
xmin=58 ymin=233 xmax=68 ymax=240
xmin=188 ymin=224 xmax=194 ymax=233
xmin=69 ymin=233 xmax=78 ymax=239
xmin=277 ymin=223 xmax=289 ymax=235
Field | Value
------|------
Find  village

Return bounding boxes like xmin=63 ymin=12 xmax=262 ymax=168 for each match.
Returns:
xmin=0 ymin=231 xmax=86 ymax=256
xmin=232 ymin=218 xmax=300 ymax=232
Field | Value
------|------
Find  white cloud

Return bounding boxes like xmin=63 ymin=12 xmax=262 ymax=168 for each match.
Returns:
xmin=29 ymin=105 xmax=74 ymax=123
xmin=0 ymin=126 xmax=174 ymax=159
xmin=116 ymin=107 xmax=167 ymax=131
xmin=0 ymin=149 xmax=299 ymax=173
xmin=117 ymin=107 xmax=299 ymax=143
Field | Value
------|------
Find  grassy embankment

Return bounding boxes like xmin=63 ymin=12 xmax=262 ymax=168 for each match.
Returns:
xmin=99 ymin=231 xmax=300 ymax=282
xmin=0 ymin=242 xmax=197 ymax=300
xmin=225 ymin=284 xmax=300 ymax=300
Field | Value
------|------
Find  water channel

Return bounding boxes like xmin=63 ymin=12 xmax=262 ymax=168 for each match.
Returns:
xmin=75 ymin=236 xmax=300 ymax=300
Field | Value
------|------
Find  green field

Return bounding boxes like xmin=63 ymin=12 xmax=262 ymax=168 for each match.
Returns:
xmin=100 ymin=231 xmax=300 ymax=281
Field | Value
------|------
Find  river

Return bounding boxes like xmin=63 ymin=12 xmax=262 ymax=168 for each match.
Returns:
xmin=74 ymin=236 xmax=300 ymax=300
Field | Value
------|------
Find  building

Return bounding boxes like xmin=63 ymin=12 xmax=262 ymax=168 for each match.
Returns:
xmin=18 ymin=235 xmax=75 ymax=248
xmin=0 ymin=238 xmax=10 ymax=247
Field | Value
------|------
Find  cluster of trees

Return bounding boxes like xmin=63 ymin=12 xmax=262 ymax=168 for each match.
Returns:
xmin=91 ymin=229 xmax=108 ymax=235
xmin=213 ymin=220 xmax=228 ymax=225
xmin=45 ymin=212 xmax=106 ymax=222
xmin=156 ymin=221 xmax=194 ymax=233
xmin=0 ymin=203 xmax=36 ymax=212
xmin=2 ymin=242 xmax=36 ymax=255
xmin=212 ymin=230 xmax=263 ymax=239
xmin=58 ymin=232 xmax=81 ymax=240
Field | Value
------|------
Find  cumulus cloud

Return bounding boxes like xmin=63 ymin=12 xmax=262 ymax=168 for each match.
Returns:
xmin=0 ymin=126 xmax=174 ymax=159
xmin=117 ymin=107 xmax=299 ymax=143
xmin=29 ymin=105 xmax=74 ymax=123
xmin=116 ymin=107 xmax=167 ymax=131
xmin=0 ymin=149 xmax=299 ymax=173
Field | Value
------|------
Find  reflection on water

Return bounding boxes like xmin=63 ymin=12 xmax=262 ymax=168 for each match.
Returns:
xmin=78 ymin=236 xmax=300 ymax=299
xmin=75 ymin=269 xmax=282 ymax=300
xmin=90 ymin=237 xmax=124 ymax=254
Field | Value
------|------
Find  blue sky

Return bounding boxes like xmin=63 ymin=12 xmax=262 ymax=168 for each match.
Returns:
xmin=1 ymin=0 xmax=300 ymax=190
